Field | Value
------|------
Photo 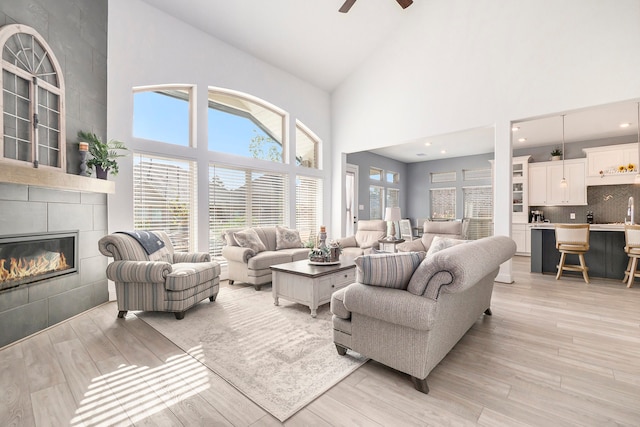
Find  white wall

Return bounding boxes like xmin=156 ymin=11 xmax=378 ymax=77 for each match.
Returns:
xmin=331 ymin=0 xmax=640 ymax=281
xmin=107 ymin=0 xmax=332 ymax=252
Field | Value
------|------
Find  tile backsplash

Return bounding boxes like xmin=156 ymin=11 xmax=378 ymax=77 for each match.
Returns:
xmin=530 ymin=184 xmax=640 ymax=224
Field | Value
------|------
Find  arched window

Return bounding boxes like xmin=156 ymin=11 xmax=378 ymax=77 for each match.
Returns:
xmin=0 ymin=24 xmax=65 ymax=170
xmin=208 ymin=88 xmax=286 ymax=162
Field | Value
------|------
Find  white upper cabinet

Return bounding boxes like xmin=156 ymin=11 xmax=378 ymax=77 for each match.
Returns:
xmin=583 ymin=143 xmax=639 ymax=185
xmin=528 ymin=159 xmax=586 ymax=206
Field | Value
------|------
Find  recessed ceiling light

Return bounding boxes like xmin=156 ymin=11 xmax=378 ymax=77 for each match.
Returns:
xmin=512 ymin=126 xmax=520 ymax=132
xmin=440 ymin=149 xmax=446 ymax=154
xmin=425 ymin=142 xmax=432 ymax=147
xmin=518 ymin=137 xmax=527 ymax=142
xmin=620 ymin=122 xmax=631 ymax=128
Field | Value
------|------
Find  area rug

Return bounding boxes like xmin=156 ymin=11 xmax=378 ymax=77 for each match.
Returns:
xmin=136 ymin=285 xmax=367 ymax=421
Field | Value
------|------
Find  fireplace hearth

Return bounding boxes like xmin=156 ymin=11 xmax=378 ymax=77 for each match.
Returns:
xmin=0 ymin=231 xmax=78 ymax=292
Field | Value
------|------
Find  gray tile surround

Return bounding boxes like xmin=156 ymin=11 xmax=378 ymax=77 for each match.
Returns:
xmin=0 ymin=183 xmax=108 ymax=347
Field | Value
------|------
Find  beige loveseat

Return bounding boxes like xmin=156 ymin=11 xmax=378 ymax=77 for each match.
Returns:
xmin=331 ymin=235 xmax=516 ymax=393
xmin=335 ymin=220 xmax=387 ymax=257
xmin=397 ymin=219 xmax=469 ymax=253
xmin=221 ymin=226 xmax=309 ymax=290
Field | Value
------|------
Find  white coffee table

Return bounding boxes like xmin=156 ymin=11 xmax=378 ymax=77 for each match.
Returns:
xmin=270 ymin=258 xmax=356 ymax=317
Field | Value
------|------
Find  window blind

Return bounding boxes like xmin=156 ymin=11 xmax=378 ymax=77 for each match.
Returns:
xmin=133 ymin=153 xmax=197 ymax=252
xmin=463 ymin=185 xmax=493 ymax=240
xmin=431 ymin=171 xmax=456 ymax=183
xmin=209 ymin=164 xmax=287 ymax=258
xmin=296 ymin=175 xmax=323 ymax=244
xmin=430 ymin=188 xmax=456 ymax=219
xmin=370 ymin=185 xmax=383 ymax=219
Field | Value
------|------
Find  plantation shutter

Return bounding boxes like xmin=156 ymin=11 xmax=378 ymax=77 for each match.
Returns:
xmin=296 ymin=175 xmax=323 ymax=244
xmin=133 ymin=153 xmax=197 ymax=252
xmin=209 ymin=164 xmax=287 ymax=258
xmin=463 ymin=185 xmax=493 ymax=240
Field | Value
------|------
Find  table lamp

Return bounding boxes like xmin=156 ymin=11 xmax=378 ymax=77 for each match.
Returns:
xmin=384 ymin=207 xmax=401 ymax=240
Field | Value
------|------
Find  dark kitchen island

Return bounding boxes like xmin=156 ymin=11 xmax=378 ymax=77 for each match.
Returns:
xmin=530 ymin=224 xmax=628 ymax=280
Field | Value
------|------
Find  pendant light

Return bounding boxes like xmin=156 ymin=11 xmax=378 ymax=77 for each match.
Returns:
xmin=635 ymin=102 xmax=640 ymax=184
xmin=560 ymin=114 xmax=568 ymax=187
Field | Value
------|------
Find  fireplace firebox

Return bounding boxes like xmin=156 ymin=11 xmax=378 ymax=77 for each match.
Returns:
xmin=0 ymin=231 xmax=78 ymax=292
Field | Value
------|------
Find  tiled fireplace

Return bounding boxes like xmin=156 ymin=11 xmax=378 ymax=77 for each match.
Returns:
xmin=0 ymin=173 xmax=111 ymax=348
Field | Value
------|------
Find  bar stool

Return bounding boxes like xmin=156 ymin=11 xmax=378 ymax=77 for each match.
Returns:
xmin=555 ymin=224 xmax=590 ymax=283
xmin=622 ymin=224 xmax=640 ymax=288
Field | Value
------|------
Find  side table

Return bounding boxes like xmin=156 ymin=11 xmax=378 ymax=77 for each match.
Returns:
xmin=378 ymin=238 xmax=405 ymax=253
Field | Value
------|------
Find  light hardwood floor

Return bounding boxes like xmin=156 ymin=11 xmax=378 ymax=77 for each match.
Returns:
xmin=2 ymin=256 xmax=640 ymax=426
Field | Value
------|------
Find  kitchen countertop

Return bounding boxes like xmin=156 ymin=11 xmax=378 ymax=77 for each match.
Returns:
xmin=529 ymin=223 xmax=625 ymax=231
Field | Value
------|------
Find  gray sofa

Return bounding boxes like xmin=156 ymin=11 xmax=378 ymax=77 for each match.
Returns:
xmin=221 ymin=226 xmax=309 ymax=290
xmin=331 ymin=235 xmax=516 ymax=393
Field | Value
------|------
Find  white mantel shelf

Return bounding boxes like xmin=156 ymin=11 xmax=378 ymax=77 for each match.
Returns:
xmin=0 ymin=163 xmax=115 ymax=194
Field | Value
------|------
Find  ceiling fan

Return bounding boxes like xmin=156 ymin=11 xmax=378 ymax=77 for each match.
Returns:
xmin=339 ymin=0 xmax=413 ymax=13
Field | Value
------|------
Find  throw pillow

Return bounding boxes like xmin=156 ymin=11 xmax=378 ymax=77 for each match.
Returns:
xmin=355 ymin=251 xmax=426 ymax=290
xmin=426 ymin=236 xmax=469 ymax=257
xmin=233 ymin=228 xmax=267 ymax=254
xmin=275 ymin=225 xmax=303 ymax=250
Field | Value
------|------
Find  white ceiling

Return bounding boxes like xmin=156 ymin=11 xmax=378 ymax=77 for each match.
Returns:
xmin=140 ymin=0 xmax=413 ymax=91
xmin=139 ymin=0 xmax=639 ymax=163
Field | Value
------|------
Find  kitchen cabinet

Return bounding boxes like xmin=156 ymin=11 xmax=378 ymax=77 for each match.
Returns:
xmin=511 ymin=156 xmax=531 ymax=223
xmin=512 ymin=223 xmax=533 ymax=256
xmin=528 ymin=159 xmax=586 ymax=206
xmin=583 ymin=143 xmax=638 ymax=185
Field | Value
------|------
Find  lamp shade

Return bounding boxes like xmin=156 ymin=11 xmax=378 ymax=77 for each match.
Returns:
xmin=384 ymin=207 xmax=401 ymax=222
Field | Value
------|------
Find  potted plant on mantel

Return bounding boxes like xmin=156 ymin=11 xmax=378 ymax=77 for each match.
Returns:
xmin=550 ymin=147 xmax=562 ymax=161
xmin=77 ymin=130 xmax=128 ymax=179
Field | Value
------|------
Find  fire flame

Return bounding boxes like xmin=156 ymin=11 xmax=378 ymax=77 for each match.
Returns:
xmin=0 ymin=252 xmax=69 ymax=283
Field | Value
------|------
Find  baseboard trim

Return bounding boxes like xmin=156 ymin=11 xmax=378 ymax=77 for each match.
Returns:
xmin=495 ymin=272 xmax=514 ymax=284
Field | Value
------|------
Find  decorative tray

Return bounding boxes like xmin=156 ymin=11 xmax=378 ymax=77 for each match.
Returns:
xmin=308 ymin=260 xmax=341 ymax=266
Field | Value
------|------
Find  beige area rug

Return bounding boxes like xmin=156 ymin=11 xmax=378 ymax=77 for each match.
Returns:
xmin=136 ymin=284 xmax=367 ymax=422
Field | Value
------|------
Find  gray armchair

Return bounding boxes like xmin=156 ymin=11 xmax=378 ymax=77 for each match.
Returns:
xmin=98 ymin=231 xmax=220 ymax=319
xmin=336 ymin=220 xmax=387 ymax=257
xmin=397 ymin=219 xmax=469 ymax=252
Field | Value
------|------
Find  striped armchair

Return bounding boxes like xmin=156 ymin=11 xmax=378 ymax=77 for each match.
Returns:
xmin=98 ymin=231 xmax=220 ymax=319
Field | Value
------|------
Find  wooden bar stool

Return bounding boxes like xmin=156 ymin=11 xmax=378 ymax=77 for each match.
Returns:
xmin=555 ymin=224 xmax=590 ymax=283
xmin=622 ymin=224 xmax=640 ymax=288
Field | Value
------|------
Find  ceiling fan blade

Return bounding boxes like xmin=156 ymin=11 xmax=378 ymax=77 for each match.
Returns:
xmin=396 ymin=0 xmax=414 ymax=9
xmin=339 ymin=0 xmax=357 ymax=13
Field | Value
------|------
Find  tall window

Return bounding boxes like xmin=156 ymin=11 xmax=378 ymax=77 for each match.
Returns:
xmin=386 ymin=188 xmax=399 ymax=208
xmin=0 ymin=24 xmax=65 ymax=169
xmin=296 ymin=120 xmax=320 ymax=169
xmin=133 ymin=87 xmax=192 ymax=146
xmin=430 ymin=188 xmax=456 ymax=219
xmin=208 ymin=88 xmax=285 ymax=163
xmin=133 ymin=153 xmax=197 ymax=251
xmin=209 ymin=164 xmax=287 ymax=258
xmin=296 ymin=176 xmax=323 ymax=243
xmin=463 ymin=186 xmax=493 ymax=239
xmin=370 ymin=185 xmax=384 ymax=220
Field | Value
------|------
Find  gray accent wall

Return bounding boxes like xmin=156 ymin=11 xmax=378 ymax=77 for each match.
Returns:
xmin=1 ymin=0 xmax=108 ymax=175
xmin=346 ymin=151 xmax=408 ymax=221
xmin=406 ymin=153 xmax=494 ymax=223
xmin=0 ymin=0 xmax=109 ymax=346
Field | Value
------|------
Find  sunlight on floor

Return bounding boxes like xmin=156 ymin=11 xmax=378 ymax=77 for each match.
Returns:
xmin=70 ymin=347 xmax=209 ymax=426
